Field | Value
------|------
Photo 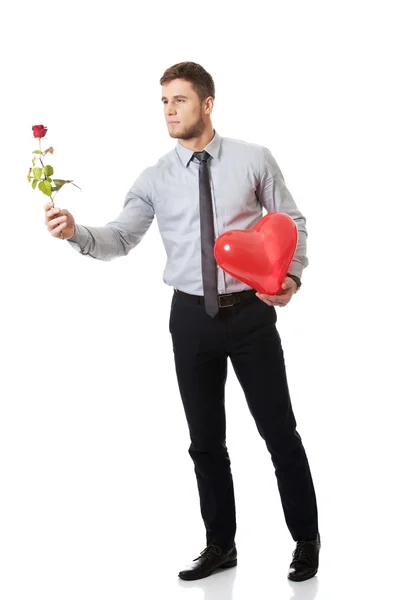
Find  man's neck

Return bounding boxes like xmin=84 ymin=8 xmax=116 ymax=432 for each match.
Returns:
xmin=178 ymin=128 xmax=215 ymax=152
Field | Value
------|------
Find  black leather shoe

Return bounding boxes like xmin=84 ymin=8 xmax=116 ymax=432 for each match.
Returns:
xmin=288 ymin=533 xmax=321 ymax=582
xmin=178 ymin=543 xmax=237 ymax=581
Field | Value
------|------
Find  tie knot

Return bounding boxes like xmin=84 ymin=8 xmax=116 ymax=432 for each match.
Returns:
xmin=193 ymin=150 xmax=210 ymax=162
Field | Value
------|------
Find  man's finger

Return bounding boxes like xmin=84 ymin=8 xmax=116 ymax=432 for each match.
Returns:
xmin=257 ymin=293 xmax=290 ymax=302
xmin=256 ymin=294 xmax=272 ymax=305
xmin=256 ymin=293 xmax=274 ymax=301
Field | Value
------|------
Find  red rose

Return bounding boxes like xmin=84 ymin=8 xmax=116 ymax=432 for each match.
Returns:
xmin=32 ymin=125 xmax=48 ymax=138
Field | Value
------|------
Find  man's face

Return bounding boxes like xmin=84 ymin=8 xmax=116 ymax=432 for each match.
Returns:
xmin=162 ymin=78 xmax=210 ymax=140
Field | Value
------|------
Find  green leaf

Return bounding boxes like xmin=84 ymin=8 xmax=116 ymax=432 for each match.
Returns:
xmin=38 ymin=179 xmax=52 ymax=197
xmin=27 ymin=170 xmax=32 ymax=182
xmin=32 ymin=179 xmax=38 ymax=190
xmin=32 ymin=157 xmax=37 ymax=166
xmin=44 ymin=165 xmax=54 ymax=177
xmin=33 ymin=167 xmax=43 ymax=179
xmin=32 ymin=150 xmax=42 ymax=154
xmin=46 ymin=177 xmax=52 ymax=182
xmin=52 ymin=179 xmax=67 ymax=190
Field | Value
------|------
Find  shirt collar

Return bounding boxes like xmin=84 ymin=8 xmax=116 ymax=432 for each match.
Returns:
xmin=175 ymin=129 xmax=222 ymax=167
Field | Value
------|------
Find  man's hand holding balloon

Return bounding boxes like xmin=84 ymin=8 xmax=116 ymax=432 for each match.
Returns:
xmin=256 ymin=276 xmax=298 ymax=307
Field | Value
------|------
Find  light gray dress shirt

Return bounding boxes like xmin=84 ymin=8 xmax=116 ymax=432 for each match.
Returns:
xmin=68 ymin=130 xmax=308 ymax=295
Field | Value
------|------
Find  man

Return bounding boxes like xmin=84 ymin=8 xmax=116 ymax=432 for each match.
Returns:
xmin=44 ymin=61 xmax=320 ymax=583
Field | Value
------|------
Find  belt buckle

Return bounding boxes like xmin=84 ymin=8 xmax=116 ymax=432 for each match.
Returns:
xmin=218 ymin=293 xmax=235 ymax=308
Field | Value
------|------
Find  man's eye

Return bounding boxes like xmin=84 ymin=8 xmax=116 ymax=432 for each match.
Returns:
xmin=163 ymin=99 xmax=184 ymax=104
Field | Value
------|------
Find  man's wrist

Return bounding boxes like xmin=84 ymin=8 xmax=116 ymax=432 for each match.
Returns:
xmin=287 ymin=273 xmax=302 ymax=291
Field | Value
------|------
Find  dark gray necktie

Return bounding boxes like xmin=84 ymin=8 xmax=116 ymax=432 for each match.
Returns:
xmin=193 ymin=150 xmax=219 ymax=318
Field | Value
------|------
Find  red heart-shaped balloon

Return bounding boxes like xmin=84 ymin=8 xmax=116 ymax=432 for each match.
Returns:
xmin=214 ymin=213 xmax=298 ymax=295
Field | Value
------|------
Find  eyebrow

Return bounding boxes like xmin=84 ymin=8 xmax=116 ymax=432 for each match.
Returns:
xmin=161 ymin=95 xmax=189 ymax=101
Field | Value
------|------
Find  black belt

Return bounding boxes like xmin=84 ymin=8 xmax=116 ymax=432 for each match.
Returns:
xmin=175 ymin=288 xmax=257 ymax=308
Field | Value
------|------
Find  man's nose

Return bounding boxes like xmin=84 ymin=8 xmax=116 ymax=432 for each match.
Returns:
xmin=167 ymin=104 xmax=177 ymax=115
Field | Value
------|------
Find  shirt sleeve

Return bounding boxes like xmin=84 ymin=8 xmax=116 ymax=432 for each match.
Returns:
xmin=67 ymin=168 xmax=155 ymax=261
xmin=256 ymin=147 xmax=309 ymax=280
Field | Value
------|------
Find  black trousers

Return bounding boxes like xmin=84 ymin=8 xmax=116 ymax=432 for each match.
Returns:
xmin=169 ymin=290 xmax=319 ymax=551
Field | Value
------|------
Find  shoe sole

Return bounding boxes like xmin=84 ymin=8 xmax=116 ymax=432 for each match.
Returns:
xmin=179 ymin=558 xmax=238 ymax=581
xmin=287 ymin=569 xmax=318 ymax=582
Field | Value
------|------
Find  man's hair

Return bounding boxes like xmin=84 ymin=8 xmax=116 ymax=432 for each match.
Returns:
xmin=160 ymin=62 xmax=215 ymax=103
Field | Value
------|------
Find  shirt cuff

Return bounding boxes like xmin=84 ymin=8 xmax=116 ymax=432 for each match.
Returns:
xmin=67 ymin=224 xmax=90 ymax=252
xmin=287 ymin=260 xmax=304 ymax=280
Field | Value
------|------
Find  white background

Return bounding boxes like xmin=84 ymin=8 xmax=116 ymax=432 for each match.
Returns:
xmin=1 ymin=1 xmax=399 ymax=599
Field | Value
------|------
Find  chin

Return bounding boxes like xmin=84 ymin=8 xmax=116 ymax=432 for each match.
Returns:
xmin=168 ymin=131 xmax=181 ymax=139
xmin=167 ymin=122 xmax=202 ymax=140
xmin=168 ymin=127 xmax=184 ymax=139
